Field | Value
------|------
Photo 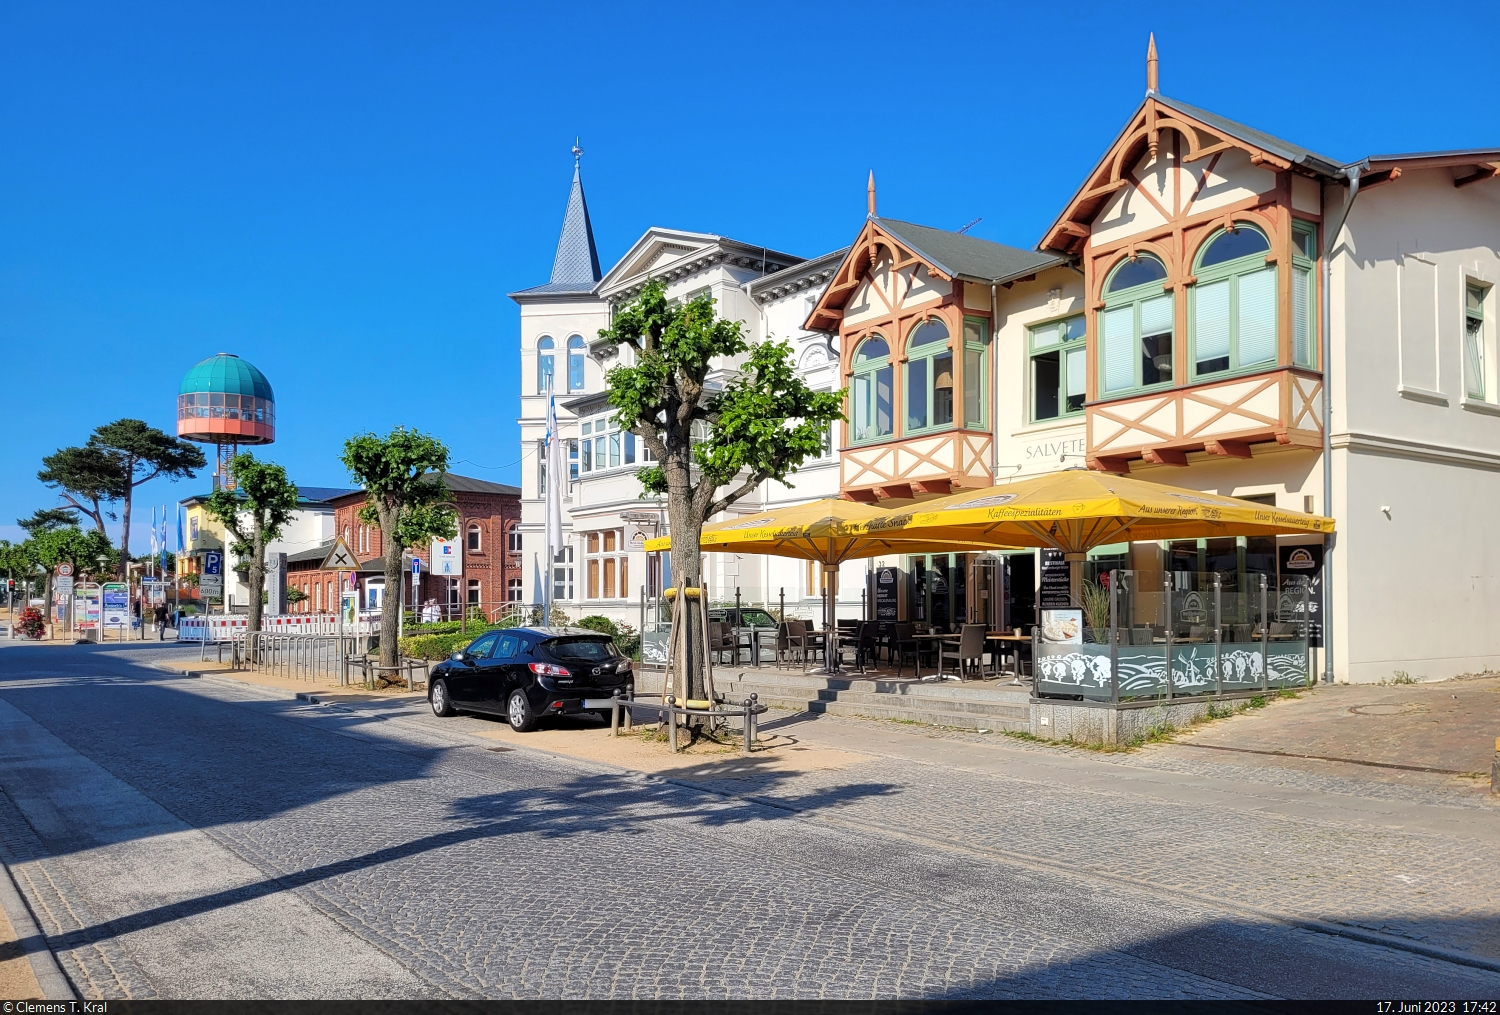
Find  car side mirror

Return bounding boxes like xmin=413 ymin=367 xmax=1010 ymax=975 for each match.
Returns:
xmin=451 ymin=651 xmax=467 ymax=662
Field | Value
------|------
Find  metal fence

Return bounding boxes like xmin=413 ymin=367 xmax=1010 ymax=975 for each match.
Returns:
xmin=1034 ymin=570 xmax=1313 ymax=703
xmin=231 ymin=631 xmax=369 ymax=683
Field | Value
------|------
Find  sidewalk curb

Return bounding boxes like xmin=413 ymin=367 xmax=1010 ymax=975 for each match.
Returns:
xmin=0 ymin=860 xmax=75 ymax=1000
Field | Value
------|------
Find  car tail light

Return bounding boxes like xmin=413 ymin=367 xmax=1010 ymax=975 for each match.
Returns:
xmin=530 ymin=662 xmax=569 ymax=676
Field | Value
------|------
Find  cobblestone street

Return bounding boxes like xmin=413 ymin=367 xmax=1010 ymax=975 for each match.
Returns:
xmin=1 ymin=641 xmax=1497 ymax=999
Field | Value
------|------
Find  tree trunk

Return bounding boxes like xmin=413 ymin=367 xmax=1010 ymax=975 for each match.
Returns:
xmin=119 ymin=463 xmax=135 ymax=580
xmin=246 ymin=519 xmax=265 ymax=637
xmin=378 ymin=509 xmax=403 ymax=669
xmin=666 ymin=466 xmax=707 ymax=705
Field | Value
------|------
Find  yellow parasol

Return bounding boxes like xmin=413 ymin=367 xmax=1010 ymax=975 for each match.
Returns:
xmin=643 ymin=497 xmax=1010 ymax=562
xmin=863 ymin=468 xmax=1334 ymax=553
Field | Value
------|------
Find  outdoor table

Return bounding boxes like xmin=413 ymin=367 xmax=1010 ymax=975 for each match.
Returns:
xmin=910 ymin=632 xmax=950 ymax=679
xmin=987 ymin=632 xmax=1029 ymax=677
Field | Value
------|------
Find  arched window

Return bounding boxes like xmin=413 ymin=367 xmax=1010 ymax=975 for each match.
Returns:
xmin=850 ymin=335 xmax=893 ymax=443
xmin=537 ymin=337 xmax=555 ymax=393
xmin=1191 ymin=224 xmax=1275 ymax=378
xmin=904 ymin=318 xmax=953 ymax=433
xmin=467 ymin=522 xmax=482 ymax=552
xmin=567 ymin=335 xmax=586 ymax=391
xmin=507 ymin=523 xmax=522 ymax=553
xmin=1099 ymin=254 xmax=1173 ymax=396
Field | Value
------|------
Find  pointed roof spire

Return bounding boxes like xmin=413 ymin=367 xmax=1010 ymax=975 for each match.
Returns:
xmin=867 ymin=170 xmax=876 ymax=216
xmin=548 ymin=140 xmax=602 ymax=290
xmin=1146 ymin=33 xmax=1159 ymax=94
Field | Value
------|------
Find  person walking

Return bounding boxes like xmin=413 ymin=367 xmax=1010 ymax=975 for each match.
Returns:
xmin=153 ymin=602 xmax=169 ymax=641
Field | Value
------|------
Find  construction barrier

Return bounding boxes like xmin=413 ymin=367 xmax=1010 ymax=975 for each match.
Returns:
xmin=178 ymin=613 xmax=379 ymax=642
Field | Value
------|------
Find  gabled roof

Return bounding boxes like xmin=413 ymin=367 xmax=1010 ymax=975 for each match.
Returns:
xmin=1152 ymin=94 xmax=1343 ymax=177
xmin=509 ymin=157 xmax=604 ymax=302
xmin=597 ymin=227 xmax=804 ymax=302
xmin=805 ymin=217 xmax=1066 ymax=332
xmin=322 ymin=472 xmax=521 ymax=502
xmin=1040 ymin=91 xmax=1353 ymax=254
xmin=876 ymin=218 xmax=1064 ymax=284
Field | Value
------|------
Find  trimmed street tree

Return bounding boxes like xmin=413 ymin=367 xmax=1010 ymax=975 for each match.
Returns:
xmin=340 ymin=427 xmax=457 ymax=668
xmin=88 ymin=419 xmax=206 ymax=576
xmin=37 ymin=445 xmax=125 ymax=536
xmin=598 ymin=280 xmax=845 ymax=703
xmin=205 ymin=453 xmax=300 ymax=638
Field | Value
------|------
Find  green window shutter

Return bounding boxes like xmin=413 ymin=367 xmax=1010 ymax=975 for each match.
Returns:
xmin=1101 ymin=306 xmax=1134 ymax=393
xmin=1292 ymin=265 xmax=1312 ymax=367
xmin=1237 ymin=267 xmax=1278 ymax=367
xmin=1194 ymin=279 xmax=1231 ymax=368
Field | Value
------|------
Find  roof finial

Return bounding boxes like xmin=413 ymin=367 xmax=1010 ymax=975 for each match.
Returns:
xmin=1146 ymin=33 xmax=1159 ymax=94
xmin=867 ymin=170 xmax=876 ymax=217
xmin=572 ymin=137 xmax=583 ymax=166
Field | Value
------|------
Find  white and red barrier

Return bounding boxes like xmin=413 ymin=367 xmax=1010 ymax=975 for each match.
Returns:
xmin=178 ymin=613 xmax=379 ymax=642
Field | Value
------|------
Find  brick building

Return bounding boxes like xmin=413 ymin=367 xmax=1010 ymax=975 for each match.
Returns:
xmin=285 ymin=474 xmax=522 ymax=618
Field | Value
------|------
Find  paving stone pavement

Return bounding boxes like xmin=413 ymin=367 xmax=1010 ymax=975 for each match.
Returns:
xmin=0 ymin=642 xmax=1496 ymax=999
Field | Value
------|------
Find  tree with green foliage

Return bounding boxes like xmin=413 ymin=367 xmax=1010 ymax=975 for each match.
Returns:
xmin=88 ymin=419 xmax=206 ymax=576
xmin=37 ymin=446 xmax=122 ymax=537
xmin=18 ymin=508 xmax=83 ymax=536
xmin=597 ymin=280 xmax=845 ymax=701
xmin=205 ymin=453 xmax=300 ymax=637
xmin=340 ymin=427 xmax=457 ymax=668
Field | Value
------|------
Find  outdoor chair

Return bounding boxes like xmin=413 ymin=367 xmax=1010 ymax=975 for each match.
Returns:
xmin=940 ymin=624 xmax=987 ymax=680
xmin=708 ymin=621 xmax=737 ymax=665
xmin=853 ymin=621 xmax=882 ymax=672
xmin=1130 ymin=627 xmax=1153 ymax=645
xmin=892 ymin=623 xmax=922 ymax=678
xmin=775 ymin=622 xmax=800 ymax=668
xmin=798 ymin=620 xmax=828 ymax=665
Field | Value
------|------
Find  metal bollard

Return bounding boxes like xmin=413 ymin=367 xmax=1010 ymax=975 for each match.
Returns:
xmin=1492 ymin=737 xmax=1499 ymax=796
xmin=666 ymin=695 xmax=678 ymax=753
xmin=611 ymin=690 xmax=621 ymax=737
xmin=749 ymin=692 xmax=759 ymax=747
xmin=741 ymin=697 xmax=752 ymax=755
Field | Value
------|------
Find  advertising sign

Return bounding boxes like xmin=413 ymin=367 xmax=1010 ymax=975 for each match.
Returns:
xmin=1039 ymin=608 xmax=1084 ymax=645
xmin=200 ymin=550 xmax=224 ymax=598
xmin=1039 ymin=549 xmax=1073 ymax=609
xmin=102 ymin=582 xmax=129 ymax=627
xmin=874 ymin=566 xmax=903 ymax=622
xmin=341 ymin=591 xmax=358 ymax=625
xmin=141 ymin=580 xmax=167 ymax=606
xmin=1278 ymin=543 xmax=1324 ymax=648
xmin=431 ymin=539 xmax=462 ymax=576
xmin=74 ymin=585 xmax=101 ymax=631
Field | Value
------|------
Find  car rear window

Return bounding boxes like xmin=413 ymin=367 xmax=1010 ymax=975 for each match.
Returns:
xmin=544 ymin=637 xmax=619 ymax=661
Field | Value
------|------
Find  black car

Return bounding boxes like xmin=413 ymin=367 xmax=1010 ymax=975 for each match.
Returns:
xmin=427 ymin=626 xmax=633 ymax=732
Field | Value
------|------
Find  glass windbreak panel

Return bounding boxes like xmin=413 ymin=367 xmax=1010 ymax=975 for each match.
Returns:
xmin=933 ymin=352 xmax=954 ymax=426
xmin=1140 ymin=294 xmax=1173 ymax=385
xmin=1101 ymin=306 xmax=1135 ymax=393
xmin=1107 ymin=255 xmax=1167 ymax=293
xmin=906 ymin=358 xmax=928 ymax=430
xmin=1194 ymin=279 xmax=1231 ymax=374
xmin=1200 ymin=228 xmax=1270 ymax=268
xmin=1238 ymin=267 xmax=1278 ymax=366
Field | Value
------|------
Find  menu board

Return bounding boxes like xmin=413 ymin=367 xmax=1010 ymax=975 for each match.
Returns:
xmin=874 ymin=566 xmax=902 ymax=621
xmin=1039 ymin=549 xmax=1072 ymax=609
xmin=1278 ymin=543 xmax=1324 ymax=648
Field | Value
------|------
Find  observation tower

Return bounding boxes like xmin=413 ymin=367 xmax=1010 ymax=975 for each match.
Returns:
xmin=176 ymin=353 xmax=276 ymax=489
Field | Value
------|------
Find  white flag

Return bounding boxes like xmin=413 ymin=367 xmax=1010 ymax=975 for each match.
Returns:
xmin=544 ymin=387 xmax=563 ymax=561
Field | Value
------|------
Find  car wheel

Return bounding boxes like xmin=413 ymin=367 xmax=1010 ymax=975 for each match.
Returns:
xmin=430 ymin=679 xmax=457 ymax=717
xmin=507 ymin=688 xmax=537 ymax=732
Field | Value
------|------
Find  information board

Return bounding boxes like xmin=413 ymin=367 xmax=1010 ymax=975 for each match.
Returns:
xmin=1039 ymin=549 xmax=1073 ymax=609
xmin=101 ymin=582 xmax=129 ymax=628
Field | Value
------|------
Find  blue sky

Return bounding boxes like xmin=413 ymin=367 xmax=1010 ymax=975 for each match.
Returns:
xmin=2 ymin=1 xmax=1495 ymax=548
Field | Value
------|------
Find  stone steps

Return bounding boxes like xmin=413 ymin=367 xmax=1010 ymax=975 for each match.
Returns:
xmin=713 ymin=669 xmax=1032 ymax=731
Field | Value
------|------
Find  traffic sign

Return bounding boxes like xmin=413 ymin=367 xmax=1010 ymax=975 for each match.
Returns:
xmin=56 ymin=563 xmax=73 ymax=578
xmin=55 ymin=576 xmax=74 ymax=596
xmin=200 ymin=550 xmax=224 ymax=598
xmin=320 ymin=538 xmax=360 ymax=571
xmin=411 ymin=557 xmax=422 ymax=575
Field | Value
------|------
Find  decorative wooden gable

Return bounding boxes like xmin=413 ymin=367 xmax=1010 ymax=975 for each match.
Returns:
xmin=805 ymin=218 xmax=952 ymax=333
xmin=1042 ymin=96 xmax=1320 ymax=256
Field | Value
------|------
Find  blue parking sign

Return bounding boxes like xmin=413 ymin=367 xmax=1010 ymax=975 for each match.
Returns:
xmin=204 ymin=551 xmax=222 ymax=576
xmin=412 ymin=558 xmax=422 ymax=575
